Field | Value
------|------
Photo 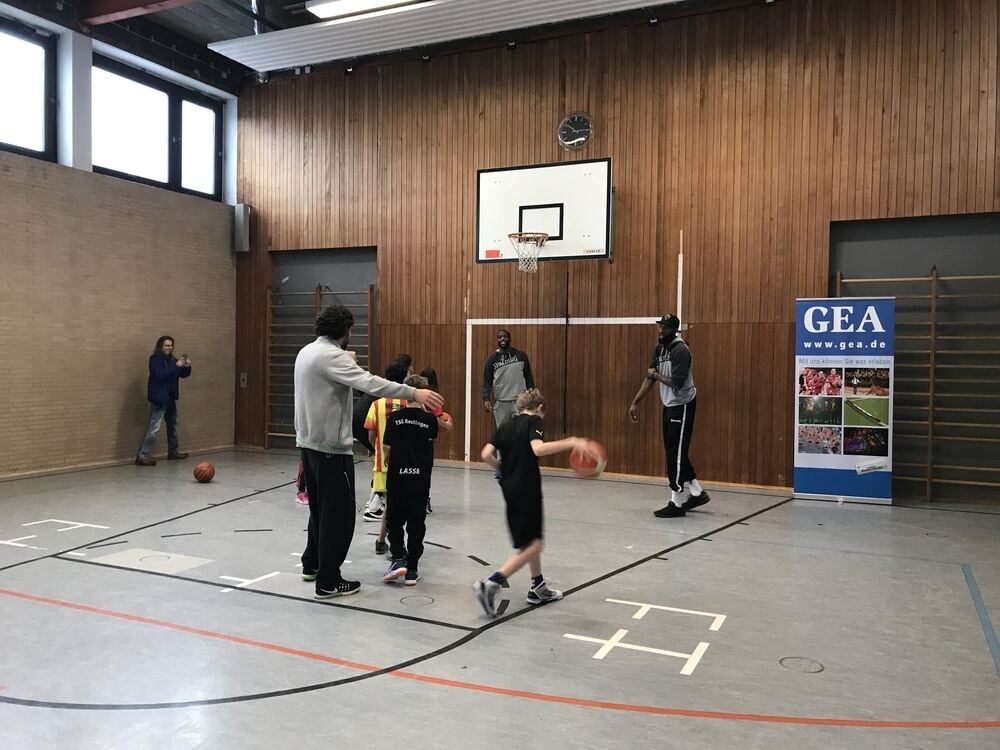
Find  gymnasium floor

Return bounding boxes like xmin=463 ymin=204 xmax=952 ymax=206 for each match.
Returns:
xmin=1 ymin=450 xmax=998 ymax=749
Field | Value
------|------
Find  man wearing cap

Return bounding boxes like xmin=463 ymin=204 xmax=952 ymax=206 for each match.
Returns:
xmin=628 ymin=314 xmax=710 ymax=518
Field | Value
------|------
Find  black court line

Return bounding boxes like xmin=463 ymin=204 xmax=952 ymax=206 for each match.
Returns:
xmin=52 ymin=556 xmax=474 ymax=633
xmin=561 ymin=497 xmax=793 ymax=597
xmin=1 ymin=496 xmax=792 ymax=710
xmin=86 ymin=541 xmax=129 ymax=550
xmin=885 ymin=503 xmax=1000 ymax=517
xmin=424 ymin=541 xmax=452 ymax=550
xmin=0 ymin=480 xmax=295 ymax=576
xmin=429 ymin=462 xmax=777 ymax=495
xmin=160 ymin=533 xmax=202 ymax=539
xmin=654 ymin=556 xmax=669 ymax=561
xmin=467 ymin=555 xmax=490 ymax=566
xmin=495 ymin=600 xmax=510 ymax=616
xmin=234 ymin=529 xmax=273 ymax=533
xmin=433 ymin=462 xmax=776 ymax=497
xmin=794 ymin=496 xmax=1000 ymax=517
xmin=737 ymin=522 xmax=750 ymax=526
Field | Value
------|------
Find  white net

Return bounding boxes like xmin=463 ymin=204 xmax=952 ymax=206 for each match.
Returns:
xmin=508 ymin=232 xmax=548 ymax=273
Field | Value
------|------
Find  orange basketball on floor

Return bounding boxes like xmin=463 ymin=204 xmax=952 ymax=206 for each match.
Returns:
xmin=569 ymin=440 xmax=608 ymax=478
xmin=193 ymin=461 xmax=215 ymax=483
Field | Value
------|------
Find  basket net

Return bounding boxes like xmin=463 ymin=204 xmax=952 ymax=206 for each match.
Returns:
xmin=507 ymin=232 xmax=548 ymax=273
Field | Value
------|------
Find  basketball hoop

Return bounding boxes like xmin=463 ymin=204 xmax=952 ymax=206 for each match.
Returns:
xmin=508 ymin=232 xmax=548 ymax=273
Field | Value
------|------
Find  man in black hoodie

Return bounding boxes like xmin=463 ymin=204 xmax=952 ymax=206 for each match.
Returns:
xmin=482 ymin=329 xmax=535 ymax=429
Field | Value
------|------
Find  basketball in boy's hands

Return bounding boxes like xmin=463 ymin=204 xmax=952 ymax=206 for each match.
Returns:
xmin=193 ymin=461 xmax=215 ymax=483
xmin=440 ymin=412 xmax=453 ymax=425
xmin=569 ymin=440 xmax=607 ymax=478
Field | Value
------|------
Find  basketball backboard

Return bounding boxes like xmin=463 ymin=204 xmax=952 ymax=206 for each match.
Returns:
xmin=476 ymin=158 xmax=612 ymax=264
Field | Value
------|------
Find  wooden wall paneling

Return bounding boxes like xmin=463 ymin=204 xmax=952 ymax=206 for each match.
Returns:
xmin=860 ymin=0 xmax=877 ymax=219
xmin=925 ymin=0 xmax=941 ymax=214
xmin=913 ymin=0 xmax=930 ymax=217
xmin=800 ymin=2 xmax=823 ymax=302
xmin=941 ymin=0 xmax=956 ymax=214
xmin=883 ymin=0 xmax=900 ymax=214
xmin=569 ymin=324 xmax=660 ymax=478
xmin=373 ymin=324 xmax=465 ymax=460
xmin=964 ymin=0 xmax=978 ymax=213
xmin=988 ymin=0 xmax=1000 ymax=210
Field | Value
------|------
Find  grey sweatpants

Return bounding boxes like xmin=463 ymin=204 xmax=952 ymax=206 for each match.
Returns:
xmin=493 ymin=400 xmax=516 ymax=429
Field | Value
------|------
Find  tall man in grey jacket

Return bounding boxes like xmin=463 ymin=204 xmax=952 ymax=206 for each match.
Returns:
xmin=482 ymin=329 xmax=535 ymax=429
xmin=628 ymin=314 xmax=710 ymax=519
xmin=295 ymin=305 xmax=443 ymax=598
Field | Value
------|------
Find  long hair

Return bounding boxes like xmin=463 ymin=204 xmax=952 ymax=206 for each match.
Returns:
xmin=152 ymin=335 xmax=174 ymax=356
xmin=419 ymin=367 xmax=439 ymax=391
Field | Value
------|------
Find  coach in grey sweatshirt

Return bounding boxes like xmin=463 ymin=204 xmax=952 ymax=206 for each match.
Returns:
xmin=482 ymin=328 xmax=535 ymax=429
xmin=295 ymin=304 xmax=443 ymax=599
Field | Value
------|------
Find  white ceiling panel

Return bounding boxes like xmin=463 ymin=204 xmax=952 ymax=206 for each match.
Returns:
xmin=209 ymin=0 xmax=683 ymax=73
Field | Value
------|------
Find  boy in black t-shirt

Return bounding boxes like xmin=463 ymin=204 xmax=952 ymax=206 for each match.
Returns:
xmin=473 ymin=388 xmax=595 ymax=617
xmin=381 ymin=375 xmax=439 ymax=586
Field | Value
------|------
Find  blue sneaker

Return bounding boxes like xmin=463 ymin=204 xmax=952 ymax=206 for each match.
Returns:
xmin=382 ymin=559 xmax=407 ymax=582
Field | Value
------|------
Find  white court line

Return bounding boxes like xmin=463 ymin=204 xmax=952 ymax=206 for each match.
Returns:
xmin=563 ymin=629 xmax=711 ymax=675
xmin=22 ymin=519 xmax=111 ymax=532
xmin=0 ymin=535 xmax=47 ymax=550
xmin=605 ymin=598 xmax=727 ymax=631
xmin=218 ymin=571 xmax=281 ymax=593
xmin=464 ymin=315 xmax=661 ymax=460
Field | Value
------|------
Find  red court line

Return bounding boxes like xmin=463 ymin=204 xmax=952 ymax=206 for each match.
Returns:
xmin=0 ymin=588 xmax=378 ymax=674
xmin=2 ymin=587 xmax=999 ymax=730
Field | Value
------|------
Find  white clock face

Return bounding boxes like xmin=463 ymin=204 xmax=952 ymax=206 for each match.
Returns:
xmin=558 ymin=112 xmax=593 ymax=150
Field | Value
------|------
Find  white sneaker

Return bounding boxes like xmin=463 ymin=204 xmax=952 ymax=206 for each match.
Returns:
xmin=526 ymin=581 xmax=563 ymax=606
xmin=363 ymin=492 xmax=384 ymax=521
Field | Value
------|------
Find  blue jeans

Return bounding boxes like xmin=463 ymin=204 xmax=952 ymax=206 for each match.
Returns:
xmin=137 ymin=399 xmax=179 ymax=458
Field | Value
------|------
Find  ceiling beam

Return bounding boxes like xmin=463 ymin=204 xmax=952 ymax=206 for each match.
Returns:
xmin=83 ymin=0 xmax=198 ymax=25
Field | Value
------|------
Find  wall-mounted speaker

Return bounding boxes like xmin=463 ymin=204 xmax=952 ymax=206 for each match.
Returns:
xmin=234 ymin=203 xmax=251 ymax=254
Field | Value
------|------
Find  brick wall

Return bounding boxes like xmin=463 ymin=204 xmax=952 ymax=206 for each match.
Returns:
xmin=0 ymin=151 xmax=236 ymax=476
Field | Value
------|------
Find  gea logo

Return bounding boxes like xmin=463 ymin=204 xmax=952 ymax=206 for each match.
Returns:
xmin=803 ymin=305 xmax=886 ymax=334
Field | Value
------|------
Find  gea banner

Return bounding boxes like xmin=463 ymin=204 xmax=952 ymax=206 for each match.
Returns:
xmin=793 ymin=298 xmax=895 ymax=504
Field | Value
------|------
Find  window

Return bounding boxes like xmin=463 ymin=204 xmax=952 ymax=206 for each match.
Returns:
xmin=92 ymin=67 xmax=169 ymax=182
xmin=0 ymin=19 xmax=56 ymax=160
xmin=91 ymin=56 xmax=223 ymax=199
xmin=181 ymin=100 xmax=217 ymax=194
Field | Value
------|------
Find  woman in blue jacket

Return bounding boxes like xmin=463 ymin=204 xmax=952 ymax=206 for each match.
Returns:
xmin=135 ymin=336 xmax=192 ymax=466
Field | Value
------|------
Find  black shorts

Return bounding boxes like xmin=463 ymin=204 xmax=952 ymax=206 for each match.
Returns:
xmin=503 ymin=493 xmax=543 ymax=549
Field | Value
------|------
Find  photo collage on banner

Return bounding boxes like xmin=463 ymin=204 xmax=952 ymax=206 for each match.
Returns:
xmin=793 ymin=298 xmax=896 ymax=504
